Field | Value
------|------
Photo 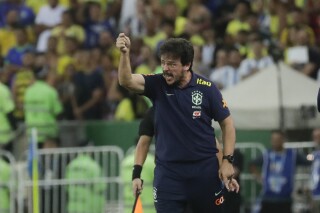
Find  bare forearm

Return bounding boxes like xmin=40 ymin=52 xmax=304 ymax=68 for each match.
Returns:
xmin=221 ymin=118 xmax=236 ymax=155
xmin=118 ymin=52 xmax=133 ymax=87
xmin=134 ymin=136 xmax=152 ymax=165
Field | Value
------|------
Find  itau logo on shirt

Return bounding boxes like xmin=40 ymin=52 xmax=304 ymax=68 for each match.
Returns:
xmin=192 ymin=90 xmax=203 ymax=105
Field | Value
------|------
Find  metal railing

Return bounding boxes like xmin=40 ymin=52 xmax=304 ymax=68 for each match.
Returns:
xmin=17 ymin=145 xmax=124 ymax=213
xmin=0 ymin=150 xmax=17 ymax=213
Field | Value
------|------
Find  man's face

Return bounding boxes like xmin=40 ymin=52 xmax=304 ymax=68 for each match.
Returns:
xmin=271 ymin=133 xmax=285 ymax=151
xmin=160 ymin=55 xmax=189 ymax=86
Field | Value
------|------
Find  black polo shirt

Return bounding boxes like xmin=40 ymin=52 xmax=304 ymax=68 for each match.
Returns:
xmin=143 ymin=72 xmax=230 ymax=163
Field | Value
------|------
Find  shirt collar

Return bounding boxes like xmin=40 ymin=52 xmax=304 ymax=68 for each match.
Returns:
xmin=188 ymin=71 xmax=197 ymax=87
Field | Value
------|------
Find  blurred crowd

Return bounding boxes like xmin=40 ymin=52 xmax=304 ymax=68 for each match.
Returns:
xmin=0 ymin=0 xmax=320 ymax=123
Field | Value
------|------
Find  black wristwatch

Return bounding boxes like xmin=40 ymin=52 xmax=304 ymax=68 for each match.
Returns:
xmin=222 ymin=155 xmax=234 ymax=164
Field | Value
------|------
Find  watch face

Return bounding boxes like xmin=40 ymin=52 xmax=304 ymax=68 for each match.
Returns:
xmin=223 ymin=155 xmax=234 ymax=163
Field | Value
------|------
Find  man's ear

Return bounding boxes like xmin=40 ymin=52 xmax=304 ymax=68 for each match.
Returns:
xmin=184 ymin=63 xmax=191 ymax=71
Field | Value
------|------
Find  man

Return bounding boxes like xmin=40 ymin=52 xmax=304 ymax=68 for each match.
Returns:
xmin=250 ymin=130 xmax=310 ymax=213
xmin=24 ymin=68 xmax=62 ymax=148
xmin=310 ymin=128 xmax=320 ymax=213
xmin=116 ymin=33 xmax=237 ymax=212
xmin=122 ymin=107 xmax=156 ymax=213
xmin=133 ymin=107 xmax=239 ymax=213
xmin=66 ymin=150 xmax=106 ymax=213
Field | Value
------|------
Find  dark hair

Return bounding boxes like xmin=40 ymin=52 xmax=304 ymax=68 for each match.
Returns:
xmin=159 ymin=38 xmax=194 ymax=71
xmin=161 ymin=18 xmax=175 ymax=28
xmin=271 ymin=130 xmax=286 ymax=138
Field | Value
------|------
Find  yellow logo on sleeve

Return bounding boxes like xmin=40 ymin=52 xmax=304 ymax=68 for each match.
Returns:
xmin=196 ymin=78 xmax=211 ymax=87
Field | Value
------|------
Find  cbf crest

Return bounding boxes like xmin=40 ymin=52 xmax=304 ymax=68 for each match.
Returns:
xmin=192 ymin=90 xmax=203 ymax=105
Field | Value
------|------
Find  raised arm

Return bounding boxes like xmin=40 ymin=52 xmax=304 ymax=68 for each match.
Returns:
xmin=116 ymin=33 xmax=146 ymax=94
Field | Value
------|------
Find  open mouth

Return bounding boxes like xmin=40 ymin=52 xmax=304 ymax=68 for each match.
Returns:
xmin=163 ymin=72 xmax=173 ymax=81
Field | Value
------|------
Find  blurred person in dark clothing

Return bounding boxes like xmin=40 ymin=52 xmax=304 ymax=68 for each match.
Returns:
xmin=286 ymin=28 xmax=320 ymax=80
xmin=83 ymin=1 xmax=115 ymax=49
xmin=222 ymin=149 xmax=244 ymax=213
xmin=72 ymin=50 xmax=105 ymax=120
xmin=250 ymin=130 xmax=311 ymax=213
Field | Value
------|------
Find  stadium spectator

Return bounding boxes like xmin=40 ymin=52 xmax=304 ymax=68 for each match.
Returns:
xmin=209 ymin=48 xmax=242 ymax=90
xmin=5 ymin=26 xmax=34 ymax=67
xmin=142 ymin=15 xmax=166 ymax=52
xmin=234 ymin=30 xmax=249 ymax=58
xmin=238 ymin=35 xmax=274 ymax=80
xmin=192 ymin=44 xmax=210 ymax=77
xmin=0 ymin=0 xmax=35 ymax=27
xmin=209 ymin=48 xmax=229 ymax=74
xmin=250 ymin=130 xmax=310 ymax=213
xmin=161 ymin=1 xmax=187 ymax=37
xmin=11 ymin=51 xmax=35 ymax=122
xmin=201 ymin=28 xmax=217 ymax=69
xmin=212 ymin=0 xmax=238 ymax=39
xmin=24 ymin=68 xmax=62 ymax=148
xmin=71 ymin=50 xmax=105 ymax=120
xmin=0 ymin=9 xmax=20 ymax=57
xmin=26 ymin=0 xmax=69 ymax=14
xmin=225 ymin=1 xmax=250 ymax=39
xmin=134 ymin=45 xmax=157 ymax=75
xmin=56 ymin=35 xmax=78 ymax=77
xmin=308 ymin=0 xmax=320 ymax=45
xmin=51 ymin=9 xmax=85 ymax=55
xmin=279 ymin=7 xmax=315 ymax=49
xmin=284 ymin=28 xmax=320 ymax=80
xmin=35 ymin=0 xmax=65 ymax=52
xmin=247 ymin=12 xmax=271 ymax=44
xmin=118 ymin=0 xmax=137 ymax=32
xmin=82 ymin=1 xmax=115 ymax=49
xmin=117 ymin=33 xmax=238 ymax=212
xmin=186 ymin=3 xmax=212 ymax=33
xmin=57 ymin=63 xmax=76 ymax=120
xmin=98 ymin=30 xmax=121 ymax=68
xmin=122 ymin=0 xmax=149 ymax=38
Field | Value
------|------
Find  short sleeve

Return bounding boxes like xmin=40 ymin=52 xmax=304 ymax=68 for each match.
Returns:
xmin=138 ymin=107 xmax=155 ymax=137
xmin=142 ymin=74 xmax=163 ymax=101
xmin=210 ymin=84 xmax=230 ymax=121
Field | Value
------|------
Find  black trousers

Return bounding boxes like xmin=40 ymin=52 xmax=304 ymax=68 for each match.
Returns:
xmin=222 ymin=191 xmax=241 ymax=213
xmin=260 ymin=200 xmax=292 ymax=213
